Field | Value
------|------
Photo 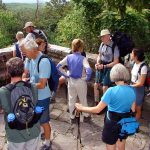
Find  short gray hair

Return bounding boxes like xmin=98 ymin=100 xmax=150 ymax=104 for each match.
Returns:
xmin=20 ymin=39 xmax=38 ymax=50
xmin=110 ymin=63 xmax=130 ymax=82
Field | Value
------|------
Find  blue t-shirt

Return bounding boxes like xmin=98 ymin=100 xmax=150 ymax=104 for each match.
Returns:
xmin=24 ymin=52 xmax=51 ymax=100
xmin=101 ymin=85 xmax=136 ymax=113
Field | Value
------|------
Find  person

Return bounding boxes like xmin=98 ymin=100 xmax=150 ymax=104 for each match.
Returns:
xmin=75 ymin=63 xmax=136 ymax=150
xmin=21 ymin=39 xmax=52 ymax=150
xmin=23 ymin=21 xmax=48 ymax=54
xmin=58 ymin=49 xmax=86 ymax=91
xmin=0 ymin=57 xmax=41 ymax=150
xmin=13 ymin=31 xmax=25 ymax=60
xmin=94 ymin=29 xmax=119 ymax=105
xmin=130 ymin=48 xmax=148 ymax=120
xmin=57 ymin=39 xmax=92 ymax=123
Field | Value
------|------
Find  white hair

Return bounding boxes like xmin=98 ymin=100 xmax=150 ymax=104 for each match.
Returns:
xmin=110 ymin=63 xmax=130 ymax=82
xmin=20 ymin=39 xmax=38 ymax=50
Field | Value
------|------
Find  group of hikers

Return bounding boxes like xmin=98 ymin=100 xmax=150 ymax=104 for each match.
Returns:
xmin=0 ymin=21 xmax=149 ymax=150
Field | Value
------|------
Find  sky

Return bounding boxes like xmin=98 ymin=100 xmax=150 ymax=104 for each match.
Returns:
xmin=2 ymin=0 xmax=50 ymax=3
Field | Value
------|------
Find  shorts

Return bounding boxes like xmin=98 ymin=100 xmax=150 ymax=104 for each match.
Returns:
xmin=134 ymin=86 xmax=145 ymax=106
xmin=37 ymin=97 xmax=51 ymax=124
xmin=95 ymin=68 xmax=112 ymax=86
xmin=102 ymin=112 xmax=129 ymax=145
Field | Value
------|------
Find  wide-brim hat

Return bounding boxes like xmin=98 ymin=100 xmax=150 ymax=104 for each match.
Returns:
xmin=98 ymin=29 xmax=110 ymax=37
xmin=23 ymin=22 xmax=36 ymax=29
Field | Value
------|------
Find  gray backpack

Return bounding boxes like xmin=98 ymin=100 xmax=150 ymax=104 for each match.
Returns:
xmin=5 ymin=81 xmax=40 ymax=130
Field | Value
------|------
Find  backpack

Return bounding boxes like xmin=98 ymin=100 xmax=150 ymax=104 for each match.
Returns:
xmin=118 ymin=117 xmax=139 ymax=138
xmin=32 ymin=29 xmax=48 ymax=43
xmin=37 ymin=55 xmax=59 ymax=92
xmin=5 ymin=81 xmax=42 ymax=130
xmin=137 ymin=63 xmax=150 ymax=89
xmin=111 ymin=31 xmax=135 ymax=57
xmin=15 ymin=43 xmax=22 ymax=59
xmin=32 ymin=29 xmax=48 ymax=54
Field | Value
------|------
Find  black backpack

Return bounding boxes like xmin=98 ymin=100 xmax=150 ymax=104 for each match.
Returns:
xmin=5 ymin=81 xmax=42 ymax=130
xmin=32 ymin=29 xmax=48 ymax=54
xmin=37 ymin=55 xmax=59 ymax=93
xmin=111 ymin=31 xmax=135 ymax=57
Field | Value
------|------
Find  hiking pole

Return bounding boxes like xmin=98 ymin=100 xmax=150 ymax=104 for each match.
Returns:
xmin=76 ymin=110 xmax=83 ymax=150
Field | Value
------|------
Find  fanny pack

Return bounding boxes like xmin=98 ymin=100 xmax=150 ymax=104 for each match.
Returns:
xmin=107 ymin=111 xmax=140 ymax=139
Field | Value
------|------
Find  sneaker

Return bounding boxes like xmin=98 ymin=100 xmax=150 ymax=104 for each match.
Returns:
xmin=83 ymin=116 xmax=91 ymax=123
xmin=70 ymin=118 xmax=77 ymax=124
xmin=40 ymin=144 xmax=52 ymax=150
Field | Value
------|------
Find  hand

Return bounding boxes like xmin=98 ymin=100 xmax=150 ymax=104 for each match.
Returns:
xmin=75 ymin=103 xmax=83 ymax=112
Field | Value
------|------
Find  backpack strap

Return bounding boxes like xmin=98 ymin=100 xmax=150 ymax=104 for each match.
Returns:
xmin=5 ymin=81 xmax=31 ymax=92
xmin=37 ymin=55 xmax=51 ymax=73
xmin=135 ymin=63 xmax=146 ymax=82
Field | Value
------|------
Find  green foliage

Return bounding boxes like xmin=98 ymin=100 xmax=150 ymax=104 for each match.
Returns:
xmin=0 ymin=10 xmax=19 ymax=48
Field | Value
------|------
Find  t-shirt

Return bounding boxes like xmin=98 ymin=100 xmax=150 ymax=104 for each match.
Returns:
xmin=101 ymin=85 xmax=136 ymax=113
xmin=99 ymin=41 xmax=119 ymax=63
xmin=24 ymin=53 xmax=51 ymax=100
xmin=131 ymin=61 xmax=147 ymax=83
xmin=0 ymin=83 xmax=40 ymax=143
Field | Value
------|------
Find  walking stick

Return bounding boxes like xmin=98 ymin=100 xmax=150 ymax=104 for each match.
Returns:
xmin=76 ymin=111 xmax=83 ymax=150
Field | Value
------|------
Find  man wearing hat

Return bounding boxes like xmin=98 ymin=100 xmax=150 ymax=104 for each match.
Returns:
xmin=94 ymin=29 xmax=120 ymax=106
xmin=23 ymin=21 xmax=48 ymax=54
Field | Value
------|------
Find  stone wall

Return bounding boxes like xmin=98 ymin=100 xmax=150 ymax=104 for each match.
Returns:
xmin=0 ymin=44 xmax=150 ymax=111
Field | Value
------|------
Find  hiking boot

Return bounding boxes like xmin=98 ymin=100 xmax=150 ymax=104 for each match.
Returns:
xmin=40 ymin=143 xmax=52 ymax=150
xmin=83 ymin=116 xmax=91 ymax=123
xmin=70 ymin=118 xmax=77 ymax=124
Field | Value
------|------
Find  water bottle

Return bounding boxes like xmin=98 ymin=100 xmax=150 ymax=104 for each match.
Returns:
xmin=7 ymin=113 xmax=16 ymax=129
xmin=35 ymin=106 xmax=43 ymax=114
xmin=7 ymin=113 xmax=15 ymax=122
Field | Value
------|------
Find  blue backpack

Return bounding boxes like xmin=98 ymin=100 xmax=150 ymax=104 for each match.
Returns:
xmin=37 ymin=55 xmax=59 ymax=92
xmin=118 ymin=117 xmax=140 ymax=137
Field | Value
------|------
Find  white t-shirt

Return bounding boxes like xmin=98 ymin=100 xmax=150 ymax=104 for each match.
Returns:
xmin=131 ymin=61 xmax=147 ymax=83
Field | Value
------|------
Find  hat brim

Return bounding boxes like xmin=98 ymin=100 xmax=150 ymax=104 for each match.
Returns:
xmin=23 ymin=25 xmax=36 ymax=29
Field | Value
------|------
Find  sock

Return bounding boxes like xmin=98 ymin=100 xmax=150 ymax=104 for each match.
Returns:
xmin=43 ymin=139 xmax=50 ymax=146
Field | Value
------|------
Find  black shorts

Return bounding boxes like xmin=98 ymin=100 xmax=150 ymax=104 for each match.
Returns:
xmin=102 ymin=112 xmax=130 ymax=145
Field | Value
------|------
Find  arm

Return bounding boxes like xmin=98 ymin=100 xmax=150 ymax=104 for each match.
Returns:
xmin=36 ymin=58 xmax=51 ymax=89
xmin=105 ymin=57 xmax=119 ymax=68
xmin=131 ymin=101 xmax=136 ymax=113
xmin=56 ymin=57 xmax=69 ymax=77
xmin=83 ymin=57 xmax=92 ymax=81
xmin=75 ymin=101 xmax=107 ymax=114
xmin=132 ymin=74 xmax=146 ymax=87
xmin=36 ymin=78 xmax=48 ymax=89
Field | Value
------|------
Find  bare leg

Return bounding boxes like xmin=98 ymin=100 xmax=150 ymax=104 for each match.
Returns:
xmin=106 ymin=144 xmax=116 ymax=150
xmin=135 ymin=105 xmax=142 ymax=120
xmin=41 ymin=122 xmax=51 ymax=140
xmin=94 ymin=82 xmax=100 ymax=104
xmin=116 ymin=139 xmax=126 ymax=150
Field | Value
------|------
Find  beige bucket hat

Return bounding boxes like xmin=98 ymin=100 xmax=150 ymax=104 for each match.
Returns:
xmin=99 ymin=29 xmax=110 ymax=37
xmin=23 ymin=22 xmax=36 ymax=29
